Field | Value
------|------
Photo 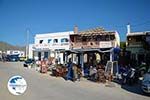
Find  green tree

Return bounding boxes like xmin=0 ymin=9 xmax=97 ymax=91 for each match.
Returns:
xmin=120 ymin=41 xmax=126 ymax=50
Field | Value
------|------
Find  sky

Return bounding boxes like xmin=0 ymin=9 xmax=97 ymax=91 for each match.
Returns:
xmin=0 ymin=0 xmax=150 ymax=46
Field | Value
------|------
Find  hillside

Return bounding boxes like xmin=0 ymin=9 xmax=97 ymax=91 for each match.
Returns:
xmin=0 ymin=41 xmax=25 ymax=51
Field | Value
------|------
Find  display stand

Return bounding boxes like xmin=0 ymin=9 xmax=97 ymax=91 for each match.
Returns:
xmin=40 ymin=60 xmax=48 ymax=73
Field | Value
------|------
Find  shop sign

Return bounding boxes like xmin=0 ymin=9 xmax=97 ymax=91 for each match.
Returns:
xmin=32 ymin=43 xmax=69 ymax=50
xmin=100 ymin=41 xmax=112 ymax=48
xmin=32 ymin=44 xmax=50 ymax=50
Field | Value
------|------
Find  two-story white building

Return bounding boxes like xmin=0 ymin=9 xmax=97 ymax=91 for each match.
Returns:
xmin=29 ymin=31 xmax=74 ymax=64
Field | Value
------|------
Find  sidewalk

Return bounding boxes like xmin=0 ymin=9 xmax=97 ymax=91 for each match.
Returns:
xmin=27 ymin=66 xmax=142 ymax=93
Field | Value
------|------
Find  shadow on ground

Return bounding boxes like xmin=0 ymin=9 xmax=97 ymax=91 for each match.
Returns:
xmin=114 ymin=80 xmax=150 ymax=97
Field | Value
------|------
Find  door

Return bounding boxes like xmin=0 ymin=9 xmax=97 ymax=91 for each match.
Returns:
xmin=38 ymin=52 xmax=41 ymax=60
xmin=44 ymin=52 xmax=49 ymax=59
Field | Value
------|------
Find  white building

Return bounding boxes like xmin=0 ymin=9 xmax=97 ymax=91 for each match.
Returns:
xmin=29 ymin=31 xmax=74 ymax=64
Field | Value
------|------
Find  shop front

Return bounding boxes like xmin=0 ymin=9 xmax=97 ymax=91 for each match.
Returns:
xmin=64 ymin=27 xmax=120 ymax=77
xmin=29 ymin=44 xmax=66 ymax=64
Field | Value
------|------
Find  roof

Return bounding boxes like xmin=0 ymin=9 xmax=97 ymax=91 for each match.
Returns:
xmin=127 ymin=31 xmax=150 ymax=36
xmin=71 ymin=27 xmax=116 ymax=36
xmin=79 ymin=27 xmax=105 ymax=34
xmin=35 ymin=31 xmax=74 ymax=38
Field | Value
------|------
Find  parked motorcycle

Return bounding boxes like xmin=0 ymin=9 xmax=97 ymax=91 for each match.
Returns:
xmin=121 ymin=67 xmax=139 ymax=85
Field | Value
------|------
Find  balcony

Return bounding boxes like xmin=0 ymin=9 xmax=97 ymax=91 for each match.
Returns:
xmin=127 ymin=42 xmax=143 ymax=47
xmin=71 ymin=41 xmax=115 ymax=49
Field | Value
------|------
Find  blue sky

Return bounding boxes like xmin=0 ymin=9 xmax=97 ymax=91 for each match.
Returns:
xmin=0 ymin=0 xmax=150 ymax=46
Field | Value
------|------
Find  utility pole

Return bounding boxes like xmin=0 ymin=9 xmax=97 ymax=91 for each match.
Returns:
xmin=26 ymin=28 xmax=29 ymax=59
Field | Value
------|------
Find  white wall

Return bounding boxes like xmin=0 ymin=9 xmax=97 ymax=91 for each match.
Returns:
xmin=28 ymin=31 xmax=74 ymax=60
xmin=35 ymin=31 xmax=73 ymax=43
xmin=114 ymin=31 xmax=120 ymax=47
xmin=29 ymin=44 xmax=34 ymax=59
xmin=34 ymin=31 xmax=74 ymax=50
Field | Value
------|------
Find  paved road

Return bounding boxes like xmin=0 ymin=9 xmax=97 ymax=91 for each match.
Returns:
xmin=0 ymin=62 xmax=149 ymax=100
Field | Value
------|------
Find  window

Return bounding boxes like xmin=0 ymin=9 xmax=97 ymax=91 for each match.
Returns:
xmin=39 ymin=40 xmax=43 ymax=44
xmin=105 ymin=35 xmax=109 ymax=41
xmin=136 ymin=36 xmax=142 ymax=42
xmin=48 ymin=39 xmax=52 ymax=43
xmin=70 ymin=35 xmax=74 ymax=42
xmin=44 ymin=52 xmax=49 ymax=59
xmin=82 ymin=36 xmax=87 ymax=42
xmin=96 ymin=35 xmax=102 ymax=41
xmin=101 ymin=35 xmax=106 ymax=41
xmin=110 ymin=35 xmax=115 ymax=40
xmin=53 ymin=39 xmax=58 ymax=43
xmin=61 ymin=38 xmax=69 ymax=43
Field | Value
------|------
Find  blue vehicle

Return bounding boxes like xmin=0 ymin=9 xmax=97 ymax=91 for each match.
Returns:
xmin=141 ymin=68 xmax=150 ymax=93
xmin=6 ymin=54 xmax=19 ymax=62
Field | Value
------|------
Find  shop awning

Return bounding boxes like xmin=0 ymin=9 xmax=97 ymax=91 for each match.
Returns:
xmin=65 ymin=48 xmax=114 ymax=53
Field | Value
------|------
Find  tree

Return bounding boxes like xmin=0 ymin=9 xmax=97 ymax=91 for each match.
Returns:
xmin=120 ymin=41 xmax=126 ymax=50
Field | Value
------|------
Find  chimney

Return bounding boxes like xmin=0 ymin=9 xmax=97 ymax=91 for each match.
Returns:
xmin=74 ymin=25 xmax=78 ymax=34
xmin=127 ymin=24 xmax=131 ymax=33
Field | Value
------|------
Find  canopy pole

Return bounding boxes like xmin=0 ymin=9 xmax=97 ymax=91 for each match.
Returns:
xmin=80 ymin=52 xmax=84 ymax=76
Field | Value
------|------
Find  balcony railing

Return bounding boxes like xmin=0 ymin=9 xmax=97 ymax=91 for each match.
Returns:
xmin=127 ymin=42 xmax=143 ymax=47
xmin=71 ymin=41 xmax=115 ymax=49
